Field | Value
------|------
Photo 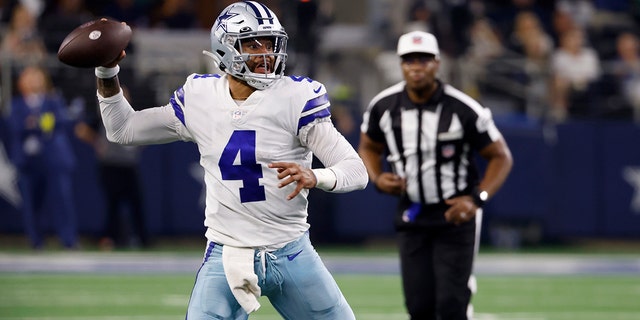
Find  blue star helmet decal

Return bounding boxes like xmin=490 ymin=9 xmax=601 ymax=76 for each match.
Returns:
xmin=215 ymin=10 xmax=238 ymax=33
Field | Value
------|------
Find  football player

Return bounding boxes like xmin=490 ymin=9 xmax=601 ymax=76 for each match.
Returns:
xmin=94 ymin=1 xmax=367 ymax=319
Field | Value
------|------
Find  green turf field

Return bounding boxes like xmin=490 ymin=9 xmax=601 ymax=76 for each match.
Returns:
xmin=1 ymin=273 xmax=639 ymax=319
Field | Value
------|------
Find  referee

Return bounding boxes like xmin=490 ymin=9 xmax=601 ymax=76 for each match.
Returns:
xmin=359 ymin=31 xmax=513 ymax=320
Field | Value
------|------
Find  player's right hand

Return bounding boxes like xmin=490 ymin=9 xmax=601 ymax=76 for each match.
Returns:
xmin=269 ymin=162 xmax=316 ymax=200
xmin=102 ymin=50 xmax=126 ymax=68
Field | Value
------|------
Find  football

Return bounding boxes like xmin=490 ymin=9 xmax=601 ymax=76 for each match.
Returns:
xmin=57 ymin=18 xmax=132 ymax=68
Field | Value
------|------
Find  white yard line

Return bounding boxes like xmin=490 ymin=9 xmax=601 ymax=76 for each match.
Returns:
xmin=0 ymin=252 xmax=639 ymax=275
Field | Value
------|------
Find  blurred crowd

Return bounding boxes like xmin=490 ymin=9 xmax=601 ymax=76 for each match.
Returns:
xmin=380 ymin=0 xmax=640 ymax=123
xmin=0 ymin=0 xmax=639 ymax=122
xmin=0 ymin=0 xmax=241 ymax=65
xmin=1 ymin=0 xmax=640 ymax=248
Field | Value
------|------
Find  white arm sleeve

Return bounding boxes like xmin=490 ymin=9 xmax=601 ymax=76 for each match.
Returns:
xmin=98 ymin=89 xmax=191 ymax=145
xmin=305 ymin=121 xmax=368 ymax=193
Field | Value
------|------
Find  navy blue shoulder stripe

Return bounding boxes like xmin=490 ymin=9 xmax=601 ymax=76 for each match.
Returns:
xmin=246 ymin=1 xmax=273 ymax=25
xmin=297 ymin=93 xmax=331 ymax=133
xmin=170 ymin=86 xmax=186 ymax=126
xmin=193 ymin=73 xmax=221 ymax=79
xmin=302 ymin=94 xmax=329 ymax=113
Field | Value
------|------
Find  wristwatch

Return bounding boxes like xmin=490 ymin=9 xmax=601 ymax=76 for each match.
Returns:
xmin=472 ymin=190 xmax=489 ymax=207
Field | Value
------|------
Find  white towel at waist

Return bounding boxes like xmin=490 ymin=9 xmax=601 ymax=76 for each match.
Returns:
xmin=222 ymin=245 xmax=261 ymax=314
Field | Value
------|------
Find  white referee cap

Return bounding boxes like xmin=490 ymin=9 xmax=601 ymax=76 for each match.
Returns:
xmin=397 ymin=31 xmax=440 ymax=58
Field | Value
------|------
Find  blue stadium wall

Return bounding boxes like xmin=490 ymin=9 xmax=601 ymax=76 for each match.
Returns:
xmin=2 ymin=117 xmax=640 ymax=243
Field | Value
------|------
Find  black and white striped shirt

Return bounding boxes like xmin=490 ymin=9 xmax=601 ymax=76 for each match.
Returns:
xmin=361 ymin=80 xmax=503 ymax=205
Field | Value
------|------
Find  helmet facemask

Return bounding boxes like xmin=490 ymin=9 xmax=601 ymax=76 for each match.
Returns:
xmin=227 ymin=33 xmax=288 ymax=89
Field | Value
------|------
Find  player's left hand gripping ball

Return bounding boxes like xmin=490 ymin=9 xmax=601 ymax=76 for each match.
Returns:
xmin=57 ymin=18 xmax=132 ymax=68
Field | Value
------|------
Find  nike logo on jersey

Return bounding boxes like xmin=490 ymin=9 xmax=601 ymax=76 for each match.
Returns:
xmin=313 ymin=85 xmax=322 ymax=93
xmin=287 ymin=250 xmax=303 ymax=261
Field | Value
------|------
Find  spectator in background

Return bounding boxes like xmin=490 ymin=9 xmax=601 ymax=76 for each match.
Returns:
xmin=507 ymin=11 xmax=553 ymax=56
xmin=148 ymin=0 xmax=197 ymax=29
xmin=0 ymin=3 xmax=46 ymax=66
xmin=0 ymin=0 xmax=14 ymax=23
xmin=519 ymin=28 xmax=552 ymax=119
xmin=39 ymin=0 xmax=95 ymax=53
xmin=555 ymin=0 xmax=594 ymax=30
xmin=290 ymin=0 xmax=331 ymax=78
xmin=75 ymin=86 xmax=149 ymax=250
xmin=102 ymin=0 xmax=150 ymax=28
xmin=460 ymin=17 xmax=505 ymax=98
xmin=405 ymin=1 xmax=474 ymax=59
xmin=609 ymin=31 xmax=640 ymax=121
xmin=487 ymin=0 xmax=554 ymax=45
xmin=404 ymin=1 xmax=440 ymax=35
xmin=501 ymin=10 xmax=555 ymax=118
xmin=315 ymin=52 xmax=356 ymax=137
xmin=550 ymin=2 xmax=580 ymax=46
xmin=7 ymin=66 xmax=78 ymax=250
xmin=549 ymin=27 xmax=601 ymax=121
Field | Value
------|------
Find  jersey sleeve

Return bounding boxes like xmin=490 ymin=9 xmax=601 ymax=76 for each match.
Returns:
xmin=293 ymin=78 xmax=333 ymax=144
xmin=98 ymin=88 xmax=190 ymax=145
xmin=169 ymin=86 xmax=188 ymax=127
xmin=306 ymin=121 xmax=368 ymax=193
xmin=361 ymin=83 xmax=405 ymax=144
xmin=469 ymin=101 xmax=503 ymax=151
xmin=288 ymin=78 xmax=367 ymax=192
xmin=361 ymin=98 xmax=387 ymax=143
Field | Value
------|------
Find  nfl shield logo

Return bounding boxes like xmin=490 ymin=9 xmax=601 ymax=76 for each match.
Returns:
xmin=442 ymin=144 xmax=455 ymax=158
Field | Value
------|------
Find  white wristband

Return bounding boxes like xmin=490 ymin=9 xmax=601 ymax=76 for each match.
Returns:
xmin=95 ymin=65 xmax=120 ymax=79
xmin=312 ymin=168 xmax=337 ymax=191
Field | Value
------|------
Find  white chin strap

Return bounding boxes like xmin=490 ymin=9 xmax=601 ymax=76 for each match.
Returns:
xmin=246 ymin=77 xmax=273 ymax=90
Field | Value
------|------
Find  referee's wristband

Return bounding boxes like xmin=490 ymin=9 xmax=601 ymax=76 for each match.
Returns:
xmin=95 ymin=65 xmax=120 ymax=79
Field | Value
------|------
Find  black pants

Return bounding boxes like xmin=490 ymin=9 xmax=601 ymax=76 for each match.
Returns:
xmin=99 ymin=164 xmax=148 ymax=247
xmin=397 ymin=219 xmax=476 ymax=320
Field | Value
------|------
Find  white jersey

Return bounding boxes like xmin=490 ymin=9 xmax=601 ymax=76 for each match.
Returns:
xmin=98 ymin=74 xmax=367 ymax=249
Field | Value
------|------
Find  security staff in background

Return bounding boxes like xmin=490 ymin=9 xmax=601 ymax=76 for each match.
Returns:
xmin=359 ymin=31 xmax=513 ymax=319
xmin=8 ymin=66 xmax=78 ymax=250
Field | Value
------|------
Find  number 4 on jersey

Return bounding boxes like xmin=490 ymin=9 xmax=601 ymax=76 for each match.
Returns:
xmin=219 ymin=130 xmax=266 ymax=203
